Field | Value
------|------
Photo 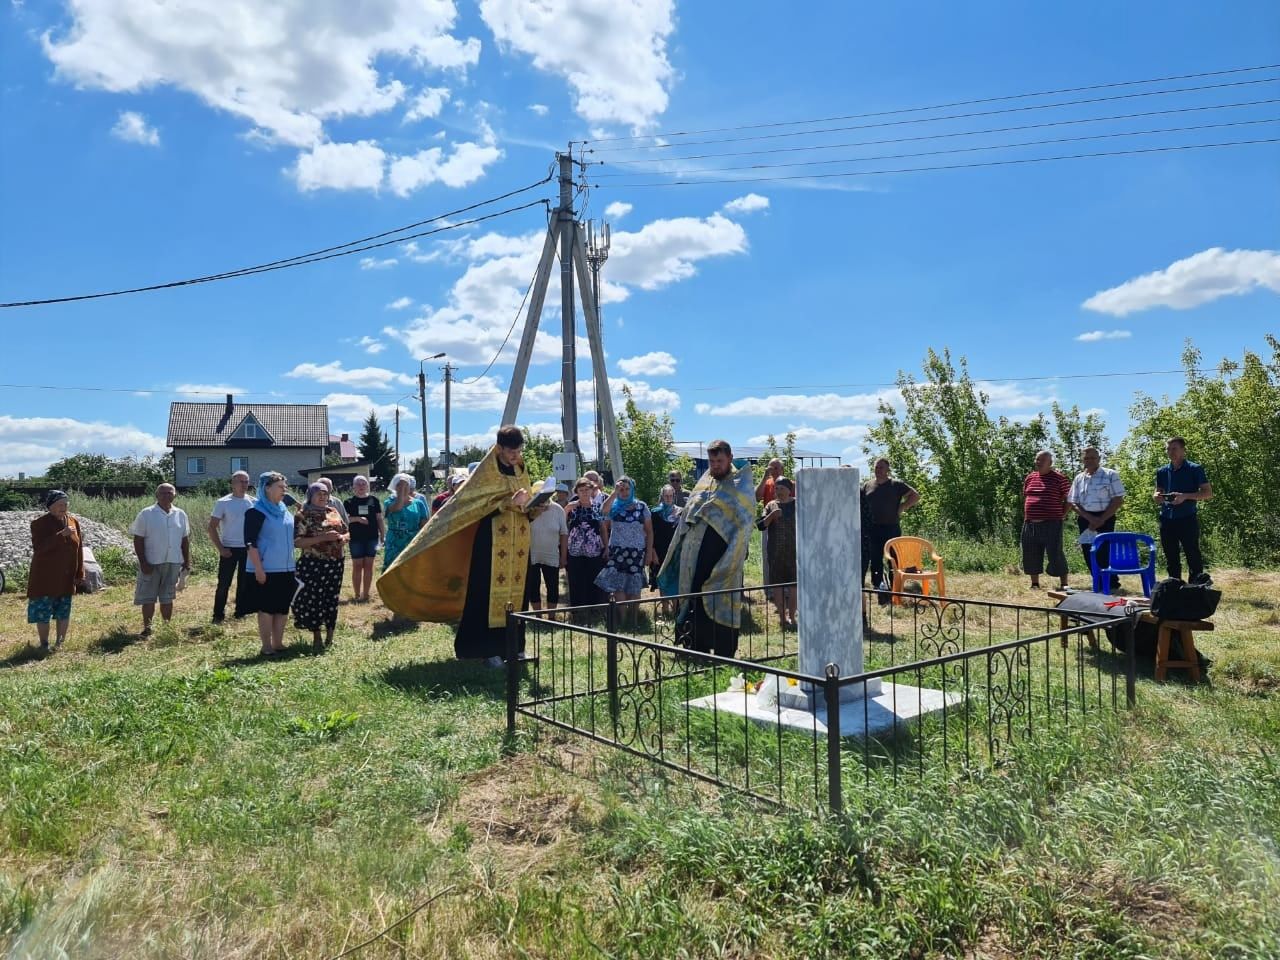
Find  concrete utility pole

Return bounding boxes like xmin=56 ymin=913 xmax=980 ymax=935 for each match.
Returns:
xmin=394 ymin=406 xmax=401 ymax=472
xmin=502 ymin=145 xmax=624 ymax=481
xmin=557 ymin=152 xmax=578 ymax=456
xmin=419 ymin=352 xmax=445 ymax=483
xmin=585 ymin=220 xmax=611 ymax=472
xmin=441 ymin=361 xmax=454 ymax=470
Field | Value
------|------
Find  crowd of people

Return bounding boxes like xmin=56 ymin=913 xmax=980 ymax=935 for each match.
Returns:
xmin=20 ymin=431 xmax=1213 ymax=656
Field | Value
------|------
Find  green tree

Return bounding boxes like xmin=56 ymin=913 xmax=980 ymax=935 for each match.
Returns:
xmin=43 ymin=453 xmax=170 ymax=488
xmin=1114 ymin=337 xmax=1280 ymax=566
xmin=865 ymin=348 xmax=1107 ymax=542
xmin=452 ymin=443 xmax=489 ymax=468
xmin=357 ymin=412 xmax=396 ymax=487
xmin=616 ymin=385 xmax=675 ymax=502
xmin=520 ymin=428 xmax=562 ymax=485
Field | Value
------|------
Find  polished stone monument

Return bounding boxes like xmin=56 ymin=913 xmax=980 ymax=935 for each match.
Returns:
xmin=778 ymin=466 xmax=880 ymax=709
xmin=688 ymin=467 xmax=957 ymax=737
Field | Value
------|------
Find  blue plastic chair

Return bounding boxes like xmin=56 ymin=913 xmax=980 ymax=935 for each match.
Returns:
xmin=1090 ymin=532 xmax=1157 ymax=597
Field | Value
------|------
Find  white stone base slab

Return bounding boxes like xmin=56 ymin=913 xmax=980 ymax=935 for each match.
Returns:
xmin=687 ymin=682 xmax=961 ymax=738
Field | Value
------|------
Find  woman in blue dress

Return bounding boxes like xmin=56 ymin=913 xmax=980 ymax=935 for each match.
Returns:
xmin=383 ymin=473 xmax=427 ymax=570
xmin=594 ymin=477 xmax=656 ymax=605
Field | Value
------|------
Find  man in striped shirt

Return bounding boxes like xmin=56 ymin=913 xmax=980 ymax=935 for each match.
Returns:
xmin=1021 ymin=450 xmax=1071 ymax=590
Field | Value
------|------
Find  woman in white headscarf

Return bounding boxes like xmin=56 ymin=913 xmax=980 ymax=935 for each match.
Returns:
xmin=383 ymin=473 xmax=427 ymax=570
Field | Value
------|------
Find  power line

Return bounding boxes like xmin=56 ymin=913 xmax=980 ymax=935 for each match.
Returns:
xmin=592 ymin=138 xmax=1280 ymax=189
xmin=0 ymin=185 xmax=553 ymax=309
xmin=458 ymin=217 xmax=556 ymax=385
xmin=591 ymin=117 xmax=1280 ymax=178
xmin=596 ymin=97 xmax=1280 ymax=166
xmin=0 ymin=366 xmax=1202 ymax=401
xmin=578 ymin=62 xmax=1280 ymax=144
xmin=587 ymin=76 xmax=1280 ymax=153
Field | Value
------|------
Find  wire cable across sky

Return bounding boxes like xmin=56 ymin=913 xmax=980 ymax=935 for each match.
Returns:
xmin=0 ymin=175 xmax=554 ymax=309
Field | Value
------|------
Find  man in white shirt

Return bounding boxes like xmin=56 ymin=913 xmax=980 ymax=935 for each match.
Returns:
xmin=1067 ymin=446 xmax=1126 ymax=591
xmin=525 ymin=490 xmax=568 ymax=613
xmin=208 ymin=471 xmax=255 ymax=623
xmin=130 ymin=483 xmax=191 ymax=637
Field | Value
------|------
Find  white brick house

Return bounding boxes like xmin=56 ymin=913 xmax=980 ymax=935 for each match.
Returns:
xmin=167 ymin=395 xmax=330 ymax=489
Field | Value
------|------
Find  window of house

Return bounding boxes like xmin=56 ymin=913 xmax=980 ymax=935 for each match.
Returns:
xmin=230 ymin=456 xmax=249 ymax=473
xmin=187 ymin=457 xmax=206 ymax=475
xmin=244 ymin=423 xmax=259 ymax=439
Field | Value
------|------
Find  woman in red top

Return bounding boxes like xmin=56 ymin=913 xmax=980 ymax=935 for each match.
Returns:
xmin=1021 ymin=450 xmax=1072 ymax=590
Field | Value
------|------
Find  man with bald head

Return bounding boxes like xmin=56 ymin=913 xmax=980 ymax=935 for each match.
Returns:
xmin=130 ymin=483 xmax=191 ymax=637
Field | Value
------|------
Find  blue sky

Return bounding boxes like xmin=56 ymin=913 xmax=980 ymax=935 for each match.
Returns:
xmin=2 ymin=0 xmax=1277 ymax=478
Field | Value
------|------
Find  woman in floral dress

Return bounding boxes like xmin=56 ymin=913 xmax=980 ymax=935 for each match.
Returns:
xmin=594 ymin=477 xmax=656 ymax=605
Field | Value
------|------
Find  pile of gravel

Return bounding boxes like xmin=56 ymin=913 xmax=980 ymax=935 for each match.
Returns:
xmin=0 ymin=511 xmax=136 ymax=572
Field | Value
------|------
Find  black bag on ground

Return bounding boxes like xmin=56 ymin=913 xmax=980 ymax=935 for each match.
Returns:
xmin=1150 ymin=578 xmax=1221 ymax=621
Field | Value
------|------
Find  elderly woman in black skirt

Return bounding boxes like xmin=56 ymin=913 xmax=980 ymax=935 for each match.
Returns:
xmin=293 ymin=481 xmax=349 ymax=652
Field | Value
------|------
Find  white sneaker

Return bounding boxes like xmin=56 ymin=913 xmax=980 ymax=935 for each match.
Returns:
xmin=483 ymin=655 xmax=505 ymax=669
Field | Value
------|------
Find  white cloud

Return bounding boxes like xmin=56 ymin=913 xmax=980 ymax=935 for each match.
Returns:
xmin=110 ymin=109 xmax=158 ymax=146
xmin=285 ymin=361 xmax=414 ymax=391
xmin=607 ymin=213 xmax=747 ymax=294
xmin=404 ymin=86 xmax=451 ymax=123
xmin=1075 ymin=329 xmax=1132 ymax=342
xmin=0 ymin=415 xmax=166 ymax=477
xmin=617 ymin=351 xmax=676 ymax=377
xmin=387 ymin=140 xmax=503 ymax=195
xmin=360 ymin=256 xmax=398 ymax=270
xmin=746 ymin=425 xmax=867 ymax=446
xmin=390 ymin=207 xmax=751 ymax=367
xmin=357 ymin=336 xmax=386 ymax=355
xmin=432 ymin=374 xmax=676 ymax=415
xmin=174 ymin=383 xmax=247 ymax=398
xmin=479 ymin=0 xmax=675 ymax=129
xmin=603 ymin=201 xmax=632 ymax=221
xmin=696 ymin=390 xmax=896 ymax=421
xmin=1083 ymin=248 xmax=1280 ymax=316
xmin=385 ymin=297 xmax=413 ymax=311
xmin=528 ymin=103 xmax=549 ymax=116
xmin=723 ymin=193 xmax=769 ymax=214
xmin=44 ymin=1 xmax=480 ymax=148
xmin=291 ymin=139 xmax=386 ymax=192
xmin=320 ymin=392 xmax=415 ymax=426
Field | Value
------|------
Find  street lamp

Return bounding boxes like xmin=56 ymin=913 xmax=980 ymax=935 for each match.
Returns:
xmin=418 ymin=352 xmax=446 ymax=486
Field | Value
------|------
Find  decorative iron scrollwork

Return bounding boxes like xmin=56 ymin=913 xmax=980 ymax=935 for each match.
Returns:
xmin=613 ymin=639 xmax=666 ymax=757
xmin=986 ymin=643 xmax=1031 ymax=761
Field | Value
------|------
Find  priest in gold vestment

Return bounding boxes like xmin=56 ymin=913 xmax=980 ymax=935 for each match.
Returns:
xmin=377 ymin=425 xmax=533 ymax=663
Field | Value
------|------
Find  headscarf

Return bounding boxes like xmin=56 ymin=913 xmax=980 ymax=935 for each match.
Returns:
xmin=352 ymin=474 xmax=369 ymax=492
xmin=254 ymin=472 xmax=286 ymax=519
xmin=389 ymin=473 xmax=413 ymax=497
xmin=44 ymin=489 xmax=68 ymax=510
xmin=609 ymin=476 xmax=638 ymax=519
xmin=304 ymin=482 xmax=329 ymax=513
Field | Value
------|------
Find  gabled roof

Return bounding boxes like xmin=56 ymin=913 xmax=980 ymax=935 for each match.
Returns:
xmin=328 ymin=435 xmax=359 ymax=460
xmin=167 ymin=402 xmax=329 ymax=446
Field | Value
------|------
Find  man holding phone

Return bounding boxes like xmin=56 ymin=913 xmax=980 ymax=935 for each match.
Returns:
xmin=1153 ymin=437 xmax=1213 ymax=584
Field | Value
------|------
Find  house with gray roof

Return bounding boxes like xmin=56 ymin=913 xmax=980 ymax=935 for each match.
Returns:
xmin=167 ymin=395 xmax=330 ymax=489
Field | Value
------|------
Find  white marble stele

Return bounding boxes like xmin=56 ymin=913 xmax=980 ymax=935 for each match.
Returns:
xmin=685 ymin=467 xmax=959 ymax=739
xmin=778 ymin=466 xmax=880 ymax=710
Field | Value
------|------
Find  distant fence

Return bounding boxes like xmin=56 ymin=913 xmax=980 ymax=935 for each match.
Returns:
xmin=505 ymin=586 xmax=1137 ymax=814
xmin=1 ymin=482 xmax=155 ymax=500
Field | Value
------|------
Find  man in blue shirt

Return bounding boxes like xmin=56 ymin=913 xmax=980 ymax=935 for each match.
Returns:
xmin=1153 ymin=437 xmax=1214 ymax=584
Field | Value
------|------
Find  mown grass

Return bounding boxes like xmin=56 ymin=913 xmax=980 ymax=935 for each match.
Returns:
xmin=0 ymin=526 xmax=1277 ymax=957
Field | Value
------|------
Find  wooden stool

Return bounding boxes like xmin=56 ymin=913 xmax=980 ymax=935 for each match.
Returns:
xmin=1151 ymin=618 xmax=1212 ymax=683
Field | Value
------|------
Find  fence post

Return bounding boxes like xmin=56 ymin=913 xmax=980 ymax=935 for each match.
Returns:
xmin=606 ymin=599 xmax=620 ymax=738
xmin=1122 ymin=615 xmax=1137 ymax=709
xmin=824 ymin=663 xmax=843 ymax=815
xmin=504 ymin=604 xmax=518 ymax=753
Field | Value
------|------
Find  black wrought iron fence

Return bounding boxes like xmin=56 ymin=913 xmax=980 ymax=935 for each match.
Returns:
xmin=505 ymin=587 xmax=1136 ymax=814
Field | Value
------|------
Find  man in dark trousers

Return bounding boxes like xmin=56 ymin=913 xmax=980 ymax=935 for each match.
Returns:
xmin=1154 ymin=437 xmax=1213 ymax=584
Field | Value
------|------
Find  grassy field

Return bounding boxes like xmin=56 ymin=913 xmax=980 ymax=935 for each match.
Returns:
xmin=1 ymin=507 xmax=1278 ymax=957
